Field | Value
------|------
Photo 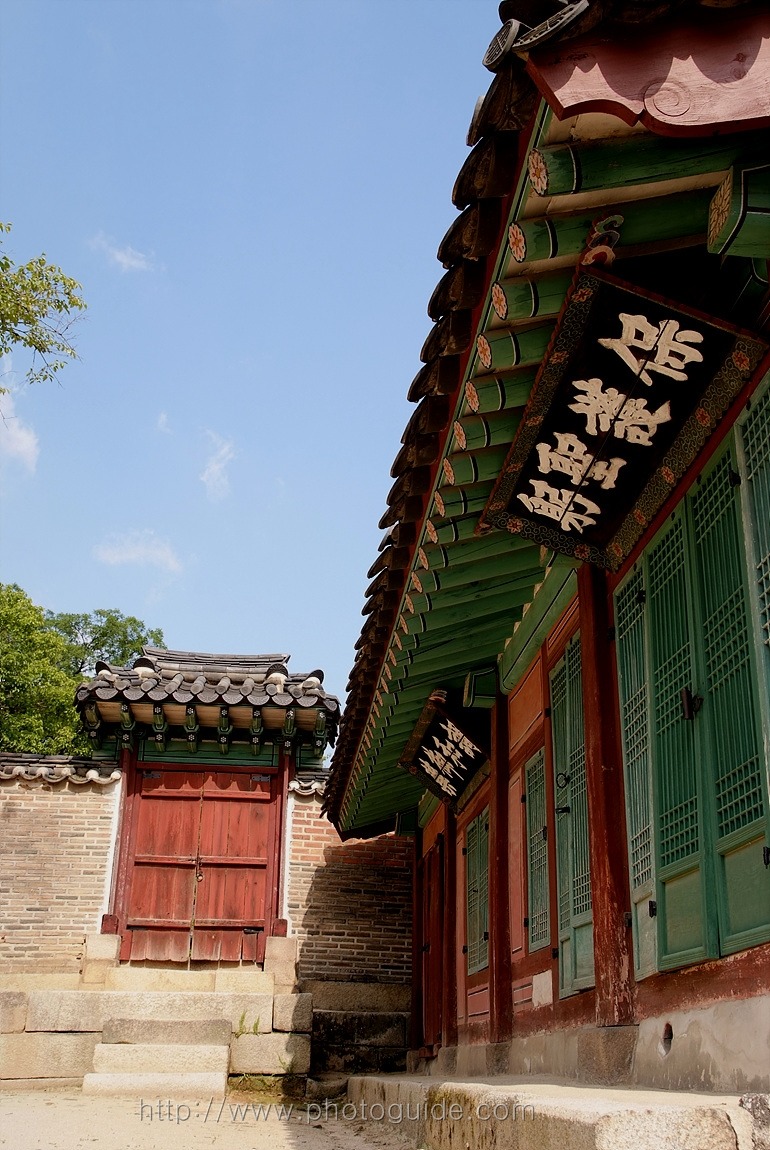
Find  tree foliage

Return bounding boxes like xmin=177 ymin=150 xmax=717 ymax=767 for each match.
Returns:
xmin=0 ymin=585 xmax=165 ymax=756
xmin=45 ymin=608 xmax=165 ymax=678
xmin=0 ymin=222 xmax=86 ymax=388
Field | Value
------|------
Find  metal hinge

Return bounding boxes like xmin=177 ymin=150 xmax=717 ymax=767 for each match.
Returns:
xmin=648 ymin=900 xmax=657 ymax=918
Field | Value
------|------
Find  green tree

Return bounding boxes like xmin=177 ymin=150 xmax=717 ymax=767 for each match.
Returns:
xmin=45 ymin=608 xmax=165 ymax=679
xmin=0 ymin=584 xmax=84 ymax=754
xmin=0 ymin=585 xmax=166 ymax=756
xmin=0 ymin=221 xmax=86 ymax=388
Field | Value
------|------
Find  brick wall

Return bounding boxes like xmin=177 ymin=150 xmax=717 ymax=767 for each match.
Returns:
xmin=287 ymin=788 xmax=413 ymax=983
xmin=0 ymin=778 xmax=119 ymax=972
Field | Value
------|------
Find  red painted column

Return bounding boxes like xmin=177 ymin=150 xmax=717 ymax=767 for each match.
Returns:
xmin=410 ymin=832 xmax=424 ymax=1052
xmin=489 ymin=699 xmax=513 ymax=1043
xmin=442 ymin=810 xmax=459 ymax=1049
xmin=578 ymin=563 xmax=635 ymax=1026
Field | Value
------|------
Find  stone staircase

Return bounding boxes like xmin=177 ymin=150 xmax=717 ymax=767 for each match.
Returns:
xmin=84 ymin=1019 xmax=231 ymax=1097
xmin=305 ymin=980 xmax=411 ymax=1075
xmin=0 ymin=935 xmax=312 ymax=1097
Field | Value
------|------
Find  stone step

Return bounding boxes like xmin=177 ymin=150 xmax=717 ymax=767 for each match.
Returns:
xmin=347 ymin=1074 xmax=753 ymax=1150
xmin=302 ymin=981 xmax=410 ymax=1013
xmin=25 ymin=990 xmax=272 ymax=1034
xmin=103 ymin=967 xmax=275 ymax=993
xmin=93 ymin=1042 xmax=229 ymax=1074
xmin=82 ymin=1071 xmax=227 ymax=1099
xmin=311 ymin=1010 xmax=409 ymax=1075
xmin=102 ymin=1018 xmax=231 ymax=1046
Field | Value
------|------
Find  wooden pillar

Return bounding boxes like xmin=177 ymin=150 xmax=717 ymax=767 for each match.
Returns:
xmin=489 ymin=699 xmax=513 ymax=1043
xmin=410 ymin=832 xmax=424 ymax=1052
xmin=442 ymin=809 xmax=459 ymax=1049
xmin=578 ymin=563 xmax=635 ymax=1026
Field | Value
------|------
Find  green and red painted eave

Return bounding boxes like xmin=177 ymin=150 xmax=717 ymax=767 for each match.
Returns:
xmin=327 ymin=8 xmax=770 ymax=836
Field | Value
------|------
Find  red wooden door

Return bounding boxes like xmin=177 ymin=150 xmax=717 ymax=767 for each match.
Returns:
xmin=421 ymin=836 xmax=444 ymax=1048
xmin=120 ymin=765 xmax=280 ymax=962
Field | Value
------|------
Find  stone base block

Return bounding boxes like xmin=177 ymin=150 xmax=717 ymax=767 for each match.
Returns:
xmin=93 ymin=1042 xmax=229 ymax=1074
xmin=26 ymin=990 xmax=272 ymax=1033
xmin=302 ymin=981 xmax=411 ymax=1013
xmin=84 ymin=934 xmax=121 ymax=963
xmin=214 ymin=969 xmax=274 ymax=993
xmin=102 ymin=1018 xmax=232 ymax=1046
xmin=82 ymin=1071 xmax=227 ymax=1099
xmin=80 ymin=962 xmax=113 ymax=986
xmin=0 ymin=1032 xmax=99 ymax=1079
xmin=264 ymin=937 xmax=297 ymax=966
xmin=230 ymin=1033 xmax=311 ymax=1076
xmin=0 ymin=992 xmax=27 ymax=1033
xmin=104 ymin=968 xmax=215 ymax=991
xmin=273 ymin=993 xmax=312 ymax=1033
xmin=0 ymin=974 xmax=80 ymax=991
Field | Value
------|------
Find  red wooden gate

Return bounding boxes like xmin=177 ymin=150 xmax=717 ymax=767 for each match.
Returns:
xmin=116 ymin=764 xmax=281 ymax=962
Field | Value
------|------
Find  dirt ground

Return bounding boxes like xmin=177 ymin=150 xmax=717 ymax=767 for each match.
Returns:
xmin=0 ymin=1088 xmax=416 ymax=1150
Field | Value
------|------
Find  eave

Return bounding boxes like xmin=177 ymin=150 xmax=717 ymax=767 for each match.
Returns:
xmin=327 ymin=2 xmax=770 ymax=835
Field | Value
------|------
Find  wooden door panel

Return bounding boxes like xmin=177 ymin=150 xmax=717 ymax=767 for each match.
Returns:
xmin=121 ymin=765 xmax=279 ymax=963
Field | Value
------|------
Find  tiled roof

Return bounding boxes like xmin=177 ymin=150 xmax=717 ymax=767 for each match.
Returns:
xmin=75 ymin=646 xmax=341 ymax=750
xmin=0 ymin=753 xmax=121 ymax=786
xmin=76 ymin=647 xmax=338 ymax=713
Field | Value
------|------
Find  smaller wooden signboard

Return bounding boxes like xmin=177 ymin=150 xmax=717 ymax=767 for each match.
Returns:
xmin=398 ymin=690 xmax=488 ymax=810
xmin=480 ymin=270 xmax=767 ymax=569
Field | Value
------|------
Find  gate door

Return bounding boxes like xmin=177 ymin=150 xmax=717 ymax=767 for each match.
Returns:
xmin=120 ymin=765 xmax=280 ymax=962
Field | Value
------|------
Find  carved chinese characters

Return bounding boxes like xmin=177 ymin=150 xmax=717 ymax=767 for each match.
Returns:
xmin=482 ymin=273 xmax=765 ymax=567
xmin=399 ymin=695 xmax=488 ymax=810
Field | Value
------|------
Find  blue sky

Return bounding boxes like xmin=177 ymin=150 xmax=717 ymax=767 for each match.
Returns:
xmin=0 ymin=0 xmax=495 ymax=698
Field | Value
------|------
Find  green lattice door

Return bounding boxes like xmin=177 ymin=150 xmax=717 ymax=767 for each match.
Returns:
xmin=695 ymin=446 xmax=770 ymax=955
xmin=615 ymin=567 xmax=657 ymax=978
xmin=525 ymin=749 xmax=550 ymax=953
xmin=615 ymin=429 xmax=770 ymax=972
xmin=550 ymin=636 xmax=594 ymax=995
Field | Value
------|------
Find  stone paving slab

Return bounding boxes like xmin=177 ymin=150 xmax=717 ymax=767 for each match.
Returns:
xmin=347 ymin=1073 xmax=756 ymax=1150
xmin=25 ymin=991 xmax=272 ymax=1033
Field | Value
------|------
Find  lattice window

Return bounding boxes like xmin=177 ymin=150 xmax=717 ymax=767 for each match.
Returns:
xmin=525 ymin=750 xmax=549 ymax=951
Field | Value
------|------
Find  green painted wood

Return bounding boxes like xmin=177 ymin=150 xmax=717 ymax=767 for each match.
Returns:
xmin=405 ymin=567 xmax=539 ymax=616
xmin=441 ymin=445 xmax=510 ymax=487
xmin=690 ymin=446 xmax=770 ymax=956
xmin=708 ymin=163 xmax=770 ymax=258
xmin=739 ymin=381 xmax=770 ymax=699
xmin=491 ymin=271 xmax=573 ymax=323
xmin=474 ymin=323 xmax=554 ymax=374
xmin=507 ymin=188 xmax=712 ymax=267
xmin=499 ymin=566 xmax=577 ymax=692
xmin=432 ymin=483 xmax=493 ymax=522
xmin=452 ymin=409 xmax=522 ymax=452
xmin=614 ymin=566 xmax=657 ymax=980
xmin=390 ymin=617 xmax=527 ymax=676
xmin=550 ymin=636 xmax=594 ymax=996
xmin=423 ymin=514 xmax=480 ymax=547
xmin=408 ymin=548 xmax=543 ymax=594
xmin=401 ymin=588 xmax=537 ymax=638
xmin=529 ymin=134 xmax=769 ymax=198
xmin=646 ymin=510 xmax=710 ymax=969
xmin=417 ymin=531 xmax=537 ymax=574
xmin=461 ymin=371 xmax=536 ymax=417
xmin=463 ymin=666 xmax=498 ymax=709
xmin=525 ymin=749 xmax=550 ymax=952
xmin=466 ymin=808 xmax=490 ymax=975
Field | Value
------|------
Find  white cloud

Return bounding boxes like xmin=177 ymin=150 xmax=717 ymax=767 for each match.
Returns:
xmin=93 ymin=529 xmax=182 ymax=573
xmin=200 ymin=431 xmax=236 ymax=502
xmin=91 ymin=231 xmax=155 ymax=273
xmin=156 ymin=411 xmax=171 ymax=434
xmin=0 ymin=391 xmax=39 ymax=474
